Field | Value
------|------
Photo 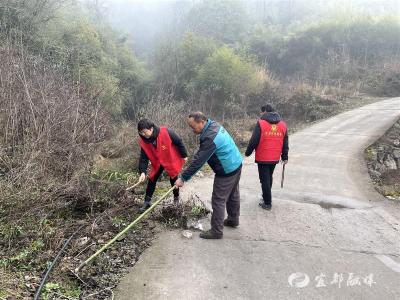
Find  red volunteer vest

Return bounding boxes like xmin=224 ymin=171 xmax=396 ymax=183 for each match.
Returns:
xmin=139 ymin=127 xmax=184 ymax=181
xmin=255 ymin=120 xmax=287 ymax=162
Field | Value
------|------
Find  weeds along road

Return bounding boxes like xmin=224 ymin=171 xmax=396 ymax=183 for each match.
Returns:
xmin=115 ymin=98 xmax=400 ymax=300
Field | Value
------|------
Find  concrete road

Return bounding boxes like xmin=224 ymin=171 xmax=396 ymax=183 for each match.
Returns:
xmin=115 ymin=98 xmax=400 ymax=300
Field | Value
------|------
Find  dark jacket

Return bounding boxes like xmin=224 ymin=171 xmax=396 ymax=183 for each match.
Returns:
xmin=181 ymin=120 xmax=243 ymax=181
xmin=245 ymin=112 xmax=289 ymax=163
xmin=138 ymin=126 xmax=188 ymax=174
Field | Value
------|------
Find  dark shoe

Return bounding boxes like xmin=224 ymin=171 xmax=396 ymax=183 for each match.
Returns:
xmin=224 ymin=219 xmax=239 ymax=227
xmin=259 ymin=202 xmax=272 ymax=210
xmin=173 ymin=195 xmax=180 ymax=205
xmin=199 ymin=230 xmax=222 ymax=239
xmin=139 ymin=201 xmax=151 ymax=213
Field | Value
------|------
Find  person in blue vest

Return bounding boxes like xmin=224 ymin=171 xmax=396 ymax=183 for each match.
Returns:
xmin=175 ymin=112 xmax=243 ymax=239
xmin=245 ymin=104 xmax=289 ymax=210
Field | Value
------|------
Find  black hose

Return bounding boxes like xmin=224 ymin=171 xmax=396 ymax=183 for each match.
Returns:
xmin=34 ymin=225 xmax=84 ymax=300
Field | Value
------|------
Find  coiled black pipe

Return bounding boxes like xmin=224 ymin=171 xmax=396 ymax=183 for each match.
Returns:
xmin=34 ymin=225 xmax=84 ymax=300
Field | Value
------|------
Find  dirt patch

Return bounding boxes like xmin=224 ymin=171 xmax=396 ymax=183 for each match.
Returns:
xmin=365 ymin=118 xmax=400 ymax=201
xmin=0 ymin=180 xmax=209 ymax=300
xmin=381 ymin=169 xmax=400 ymax=185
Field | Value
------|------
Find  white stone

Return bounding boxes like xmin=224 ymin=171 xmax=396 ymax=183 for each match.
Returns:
xmin=182 ymin=230 xmax=193 ymax=239
xmin=384 ymin=156 xmax=397 ymax=170
xmin=393 ymin=149 xmax=400 ymax=159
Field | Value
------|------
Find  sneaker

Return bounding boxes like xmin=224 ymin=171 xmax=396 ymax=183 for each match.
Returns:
xmin=173 ymin=195 xmax=180 ymax=205
xmin=223 ymin=219 xmax=239 ymax=227
xmin=259 ymin=202 xmax=272 ymax=210
xmin=139 ymin=201 xmax=151 ymax=213
xmin=199 ymin=230 xmax=222 ymax=239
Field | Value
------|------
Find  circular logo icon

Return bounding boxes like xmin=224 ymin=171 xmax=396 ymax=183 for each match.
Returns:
xmin=288 ymin=272 xmax=310 ymax=288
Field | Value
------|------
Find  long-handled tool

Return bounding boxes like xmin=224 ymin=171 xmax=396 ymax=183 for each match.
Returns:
xmin=281 ymin=164 xmax=286 ymax=188
xmin=125 ymin=179 xmax=142 ymax=192
xmin=75 ymin=186 xmax=176 ymax=272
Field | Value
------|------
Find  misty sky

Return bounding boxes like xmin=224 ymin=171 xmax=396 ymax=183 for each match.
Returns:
xmin=101 ymin=0 xmax=400 ymax=57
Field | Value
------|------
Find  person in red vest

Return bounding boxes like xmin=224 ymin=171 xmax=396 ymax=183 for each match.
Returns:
xmin=137 ymin=119 xmax=188 ymax=212
xmin=245 ymin=104 xmax=289 ymax=210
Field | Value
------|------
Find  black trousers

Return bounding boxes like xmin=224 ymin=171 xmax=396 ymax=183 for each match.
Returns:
xmin=145 ymin=166 xmax=179 ymax=202
xmin=258 ymin=164 xmax=276 ymax=205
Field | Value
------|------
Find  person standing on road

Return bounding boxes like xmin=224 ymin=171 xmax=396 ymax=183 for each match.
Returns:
xmin=175 ymin=112 xmax=243 ymax=239
xmin=245 ymin=104 xmax=289 ymax=210
xmin=137 ymin=119 xmax=188 ymax=212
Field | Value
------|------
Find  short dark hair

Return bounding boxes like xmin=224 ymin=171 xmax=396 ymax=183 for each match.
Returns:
xmin=137 ymin=118 xmax=154 ymax=131
xmin=188 ymin=111 xmax=207 ymax=122
xmin=261 ymin=104 xmax=275 ymax=113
